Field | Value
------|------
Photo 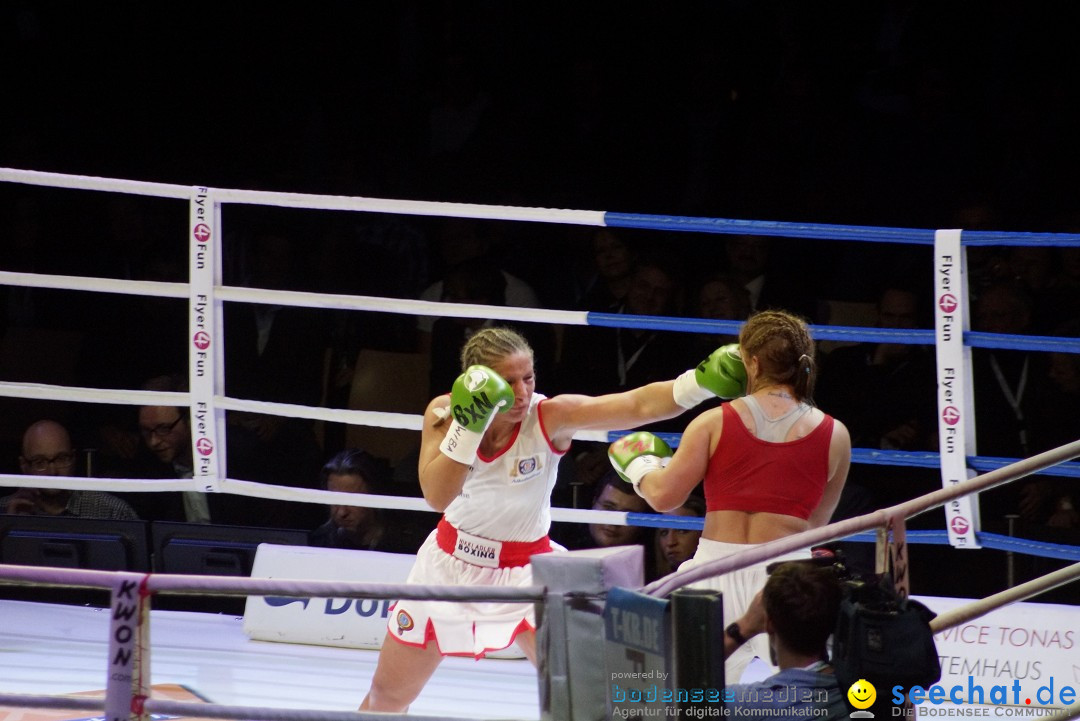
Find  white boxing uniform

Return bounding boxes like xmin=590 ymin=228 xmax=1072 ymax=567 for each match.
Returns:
xmin=387 ymin=393 xmax=565 ymax=657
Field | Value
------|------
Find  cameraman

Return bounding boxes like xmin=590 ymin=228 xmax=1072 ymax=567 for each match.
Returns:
xmin=722 ymin=560 xmax=849 ymax=719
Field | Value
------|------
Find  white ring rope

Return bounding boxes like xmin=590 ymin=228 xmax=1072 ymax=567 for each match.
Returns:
xmin=0 ymin=269 xmax=587 ymax=325
xmin=0 ymin=565 xmax=543 ymax=602
xmin=0 ymin=167 xmax=605 ymax=226
xmin=0 ymin=694 xmax=531 ymax=721
xmin=0 ymin=168 xmax=191 ymax=198
xmin=0 ymin=270 xmax=189 ymax=298
xmin=216 ymin=396 xmax=425 ymax=430
xmin=215 ymin=285 xmax=590 ymax=325
xmin=0 ymin=381 xmax=609 ymax=434
xmin=1047 ymin=704 xmax=1080 ymax=721
xmin=0 ymin=695 xmax=102 ymax=714
xmin=0 ymin=474 xmax=198 ymax=493
xmin=930 ymin=562 xmax=1080 ymax=634
xmin=6 ymin=443 xmax=1078 ymax=602
xmin=215 ymin=478 xmax=631 ymax=525
xmin=203 ymin=187 xmax=605 ymax=226
xmin=146 ymin=698 xmax=531 ymax=721
xmin=0 ymin=471 xmax=631 ymax=526
xmin=0 ymin=693 xmax=531 ymax=721
xmin=0 ymin=381 xmax=187 ymax=407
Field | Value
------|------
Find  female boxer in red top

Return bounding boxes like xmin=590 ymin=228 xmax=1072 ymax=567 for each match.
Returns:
xmin=609 ymin=309 xmax=851 ymax=683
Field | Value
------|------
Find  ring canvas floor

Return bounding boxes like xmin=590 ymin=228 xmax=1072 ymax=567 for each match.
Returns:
xmin=0 ymin=599 xmax=540 ymax=720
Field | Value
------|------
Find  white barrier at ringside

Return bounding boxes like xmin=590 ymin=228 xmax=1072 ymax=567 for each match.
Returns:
xmin=243 ymin=545 xmax=411 ymax=650
xmin=925 ymin=595 xmax=1079 ymax=702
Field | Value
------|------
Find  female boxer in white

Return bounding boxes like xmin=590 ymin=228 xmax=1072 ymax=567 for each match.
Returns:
xmin=609 ymin=310 xmax=851 ymax=683
xmin=360 ymin=326 xmax=744 ymax=712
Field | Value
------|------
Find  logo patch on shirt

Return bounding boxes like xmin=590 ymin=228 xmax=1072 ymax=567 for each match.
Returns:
xmin=395 ymin=610 xmax=415 ymax=635
xmin=510 ymin=455 xmax=543 ymax=483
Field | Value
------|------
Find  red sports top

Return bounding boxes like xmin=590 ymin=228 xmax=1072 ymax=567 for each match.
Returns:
xmin=704 ymin=402 xmax=835 ymax=520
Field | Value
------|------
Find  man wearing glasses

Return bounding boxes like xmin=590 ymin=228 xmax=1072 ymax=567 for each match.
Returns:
xmin=130 ymin=373 xmax=322 ymax=529
xmin=1 ymin=419 xmax=138 ymax=519
xmin=136 ymin=374 xmax=213 ymax=524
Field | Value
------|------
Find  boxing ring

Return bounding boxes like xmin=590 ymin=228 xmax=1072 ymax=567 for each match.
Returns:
xmin=1 ymin=167 xmax=1080 ymax=720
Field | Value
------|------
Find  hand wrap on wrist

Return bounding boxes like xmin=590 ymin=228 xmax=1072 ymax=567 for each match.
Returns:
xmin=622 ymin=454 xmax=667 ymax=498
xmin=439 ymin=419 xmax=486 ymax=465
xmin=673 ymin=368 xmax=714 ymax=409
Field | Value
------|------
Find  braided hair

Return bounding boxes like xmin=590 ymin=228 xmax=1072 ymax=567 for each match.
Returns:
xmin=460 ymin=326 xmax=534 ymax=371
xmin=738 ymin=310 xmax=817 ymax=402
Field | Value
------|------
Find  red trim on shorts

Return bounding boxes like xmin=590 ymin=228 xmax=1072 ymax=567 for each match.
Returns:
xmin=476 ymin=617 xmax=535 ymax=658
xmin=386 ymin=617 xmax=535 ymax=660
xmin=436 ymin=517 xmax=552 ymax=568
xmin=536 ymin=398 xmax=568 ymax=455
xmin=384 ymin=618 xmax=447 ymax=654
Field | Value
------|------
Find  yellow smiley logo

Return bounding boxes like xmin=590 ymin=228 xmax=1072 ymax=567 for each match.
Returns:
xmin=847 ymin=679 xmax=876 ymax=709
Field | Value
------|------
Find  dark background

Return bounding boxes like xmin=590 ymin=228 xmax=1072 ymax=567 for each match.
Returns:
xmin=4 ymin=2 xmax=1080 ymax=227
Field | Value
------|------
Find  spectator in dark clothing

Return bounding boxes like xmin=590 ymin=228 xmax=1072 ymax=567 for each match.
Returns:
xmin=650 ymin=492 xmax=705 ymax=582
xmin=1 ymin=419 xmax=138 ymax=520
xmin=571 ymin=227 xmax=637 ymax=313
xmin=552 ymin=471 xmax=655 ymax=580
xmin=970 ymin=280 xmax=1054 ymax=525
xmin=108 ymin=374 xmax=324 ymax=531
xmin=815 ymin=285 xmax=936 ymax=516
xmin=427 ymin=259 xmax=555 ymax=396
xmin=1014 ymin=319 xmax=1080 ymax=530
xmin=722 ymin=234 xmax=819 ymax=321
xmin=210 ymin=223 xmax=330 ymax=523
xmin=971 ymin=279 xmax=1045 ymax=460
xmin=309 ymin=448 xmax=427 ymax=554
xmin=556 ymin=252 xmax=690 ymax=399
xmin=688 ymin=272 xmax=752 ymax=357
xmin=816 ymin=286 xmax=937 ymax=453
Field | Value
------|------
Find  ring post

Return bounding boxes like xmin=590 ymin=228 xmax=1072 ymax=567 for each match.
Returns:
xmin=533 ymin=546 xmax=644 ymax=721
xmin=604 ymin=587 xmax=671 ymax=718
xmin=188 ymin=186 xmax=226 ymax=492
xmin=104 ymin=574 xmax=150 ymax=721
xmin=671 ymin=588 xmax=725 ymax=713
xmin=933 ymin=228 xmax=981 ymax=547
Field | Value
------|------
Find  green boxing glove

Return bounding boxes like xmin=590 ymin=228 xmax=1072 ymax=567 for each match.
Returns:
xmin=608 ymin=431 xmax=673 ymax=497
xmin=439 ymin=365 xmax=515 ymax=465
xmin=672 ymin=343 xmax=747 ymax=408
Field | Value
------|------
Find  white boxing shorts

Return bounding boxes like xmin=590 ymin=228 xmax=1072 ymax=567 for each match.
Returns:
xmin=387 ymin=518 xmax=558 ymax=658
xmin=678 ymin=538 xmax=810 ymax=683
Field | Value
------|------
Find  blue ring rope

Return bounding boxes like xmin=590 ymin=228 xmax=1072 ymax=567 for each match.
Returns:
xmin=965 ymin=331 xmax=1080 ymax=353
xmin=622 ymin=515 xmax=1080 ymax=563
xmin=603 ymin=211 xmax=1080 ymax=246
xmin=839 ymin=530 xmax=1080 ymax=562
xmin=604 ymin=432 xmax=1080 ymax=479
xmin=586 ymin=312 xmax=1080 ymax=354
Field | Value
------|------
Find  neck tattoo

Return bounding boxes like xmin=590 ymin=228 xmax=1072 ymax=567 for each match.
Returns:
xmin=766 ymin=390 xmax=794 ymax=400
